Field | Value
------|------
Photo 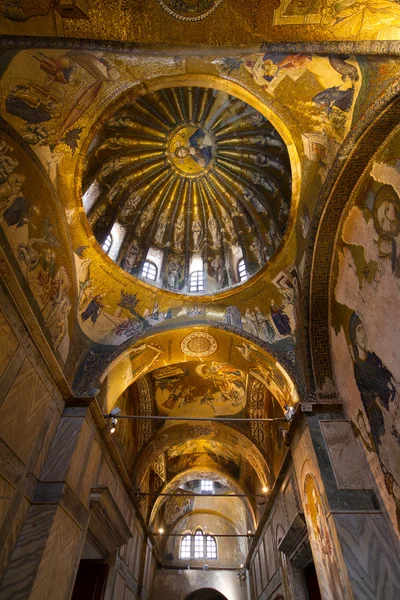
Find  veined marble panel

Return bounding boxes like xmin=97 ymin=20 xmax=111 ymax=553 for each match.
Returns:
xmin=333 ymin=513 xmax=400 ymax=599
xmin=0 ymin=309 xmax=18 ymax=380
xmin=321 ymin=421 xmax=373 ymax=490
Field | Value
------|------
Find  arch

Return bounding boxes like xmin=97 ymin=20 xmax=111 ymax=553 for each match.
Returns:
xmin=185 ymin=589 xmax=228 ymax=600
xmin=305 ymin=81 xmax=400 ymax=396
xmin=149 ymin=467 xmax=256 ymax=528
xmin=134 ymin=420 xmax=272 ymax=489
xmin=73 ymin=323 xmax=300 ymax=406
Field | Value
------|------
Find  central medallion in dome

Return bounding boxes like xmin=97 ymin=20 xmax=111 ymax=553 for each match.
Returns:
xmin=168 ymin=125 xmax=214 ymax=177
xmin=82 ymin=86 xmax=292 ymax=296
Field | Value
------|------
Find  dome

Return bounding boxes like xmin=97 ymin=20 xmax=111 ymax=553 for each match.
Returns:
xmin=83 ymin=86 xmax=292 ymax=295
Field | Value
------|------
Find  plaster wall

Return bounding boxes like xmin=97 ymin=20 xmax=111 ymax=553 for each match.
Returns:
xmin=152 ymin=569 xmax=249 ymax=600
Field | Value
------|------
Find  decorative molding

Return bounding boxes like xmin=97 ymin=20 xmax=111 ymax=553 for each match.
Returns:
xmin=87 ymin=486 xmax=132 ymax=557
xmin=1 ymin=36 xmax=400 ymax=56
xmin=157 ymin=0 xmax=223 ymax=22
xmin=181 ymin=332 xmax=217 ymax=357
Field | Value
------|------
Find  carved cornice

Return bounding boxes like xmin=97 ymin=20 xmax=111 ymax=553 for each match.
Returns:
xmin=0 ymin=35 xmax=400 ymax=56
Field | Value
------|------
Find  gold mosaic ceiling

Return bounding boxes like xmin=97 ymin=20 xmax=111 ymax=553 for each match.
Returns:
xmin=83 ymin=86 xmax=291 ymax=295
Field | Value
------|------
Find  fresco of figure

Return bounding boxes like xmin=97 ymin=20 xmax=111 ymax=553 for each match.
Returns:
xmin=122 ymin=239 xmax=142 ymax=273
xmin=168 ymin=255 xmax=184 ymax=290
xmin=174 ymin=214 xmax=185 ymax=252
xmin=252 ymin=172 xmax=278 ymax=197
xmin=210 ymin=254 xmax=224 ymax=288
xmin=174 ymin=128 xmax=213 ymax=169
xmin=349 ymin=312 xmax=398 ymax=453
xmin=254 ymin=306 xmax=275 ymax=343
xmin=245 ymin=308 xmax=258 ymax=337
xmin=154 ymin=213 xmax=168 ymax=244
xmin=372 ymin=184 xmax=400 ymax=278
xmin=221 ymin=208 xmax=237 ymax=241
xmin=192 ymin=218 xmax=203 ymax=251
xmin=119 ymin=192 xmax=142 ymax=221
xmin=271 ymin=300 xmax=292 ymax=336
xmin=81 ymin=293 xmax=107 ymax=325
xmin=137 ymin=201 xmax=156 ymax=236
xmin=5 ymin=83 xmax=59 ymax=124
xmin=208 ymin=216 xmax=221 ymax=248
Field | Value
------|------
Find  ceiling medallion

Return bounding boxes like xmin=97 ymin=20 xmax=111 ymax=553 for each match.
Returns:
xmin=157 ymin=0 xmax=223 ymax=22
xmin=168 ymin=124 xmax=214 ymax=177
xmin=181 ymin=332 xmax=217 ymax=356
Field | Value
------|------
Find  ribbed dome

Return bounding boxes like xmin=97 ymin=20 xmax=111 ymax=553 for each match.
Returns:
xmin=83 ymin=86 xmax=291 ymax=295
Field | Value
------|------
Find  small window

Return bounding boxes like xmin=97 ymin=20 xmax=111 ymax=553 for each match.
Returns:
xmin=141 ymin=260 xmax=158 ymax=281
xmin=238 ymin=258 xmax=247 ymax=282
xmin=189 ymin=270 xmax=204 ymax=292
xmin=180 ymin=534 xmax=192 ymax=559
xmin=179 ymin=530 xmax=217 ymax=560
xmin=194 ymin=530 xmax=205 ymax=558
xmin=206 ymin=535 xmax=217 ymax=559
xmin=102 ymin=233 xmax=112 ymax=254
xmin=200 ymin=480 xmax=213 ymax=493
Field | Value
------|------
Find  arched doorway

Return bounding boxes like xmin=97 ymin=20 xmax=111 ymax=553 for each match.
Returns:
xmin=185 ymin=589 xmax=228 ymax=600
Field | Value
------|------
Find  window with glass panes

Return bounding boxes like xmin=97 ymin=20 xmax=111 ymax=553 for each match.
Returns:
xmin=200 ymin=480 xmax=213 ymax=493
xmin=102 ymin=233 xmax=113 ymax=254
xmin=189 ymin=270 xmax=204 ymax=292
xmin=141 ymin=260 xmax=157 ymax=281
xmin=238 ymin=258 xmax=247 ymax=282
xmin=180 ymin=534 xmax=192 ymax=559
xmin=179 ymin=530 xmax=217 ymax=560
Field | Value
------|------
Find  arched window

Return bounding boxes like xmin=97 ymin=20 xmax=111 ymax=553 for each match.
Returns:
xmin=179 ymin=530 xmax=217 ymax=560
xmin=102 ymin=233 xmax=113 ymax=254
xmin=141 ymin=260 xmax=158 ymax=281
xmin=238 ymin=258 xmax=247 ymax=282
xmin=200 ymin=480 xmax=213 ymax=493
xmin=189 ymin=270 xmax=204 ymax=292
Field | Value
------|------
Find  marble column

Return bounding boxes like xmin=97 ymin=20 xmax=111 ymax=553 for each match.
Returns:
xmin=0 ymin=403 xmax=100 ymax=600
xmin=291 ymin=411 xmax=400 ymax=600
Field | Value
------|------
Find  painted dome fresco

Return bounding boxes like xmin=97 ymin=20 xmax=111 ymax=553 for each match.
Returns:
xmin=83 ymin=86 xmax=292 ymax=295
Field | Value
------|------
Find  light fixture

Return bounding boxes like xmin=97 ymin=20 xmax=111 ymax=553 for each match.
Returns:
xmin=110 ymin=417 xmax=118 ymax=434
xmin=159 ymin=528 xmax=164 ymax=534
xmin=110 ymin=407 xmax=121 ymax=417
xmin=240 ymin=564 xmax=244 ymax=568
xmin=284 ymin=404 xmax=295 ymax=421
xmin=262 ymin=486 xmax=269 ymax=493
xmin=247 ymin=530 xmax=252 ymax=535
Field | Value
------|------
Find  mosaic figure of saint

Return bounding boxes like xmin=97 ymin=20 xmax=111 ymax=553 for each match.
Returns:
xmin=349 ymin=312 xmax=398 ymax=453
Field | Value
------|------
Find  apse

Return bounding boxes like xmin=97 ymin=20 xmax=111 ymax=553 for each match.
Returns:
xmin=83 ymin=86 xmax=292 ymax=295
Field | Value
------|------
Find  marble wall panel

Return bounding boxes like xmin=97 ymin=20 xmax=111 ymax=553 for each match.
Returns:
xmin=29 ymin=506 xmax=83 ymax=600
xmin=321 ymin=421 xmax=373 ymax=490
xmin=0 ymin=309 xmax=19 ymax=380
xmin=0 ymin=495 xmax=30 ymax=575
xmin=0 ymin=475 xmax=15 ymax=529
xmin=0 ymin=357 xmax=52 ymax=465
xmin=333 ymin=513 xmax=400 ymax=599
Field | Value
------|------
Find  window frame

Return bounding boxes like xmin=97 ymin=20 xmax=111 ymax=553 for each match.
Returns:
xmin=179 ymin=529 xmax=217 ymax=560
xmin=102 ymin=233 xmax=113 ymax=255
xmin=237 ymin=258 xmax=247 ymax=282
xmin=141 ymin=259 xmax=158 ymax=281
xmin=200 ymin=480 xmax=214 ymax=493
xmin=189 ymin=270 xmax=204 ymax=293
